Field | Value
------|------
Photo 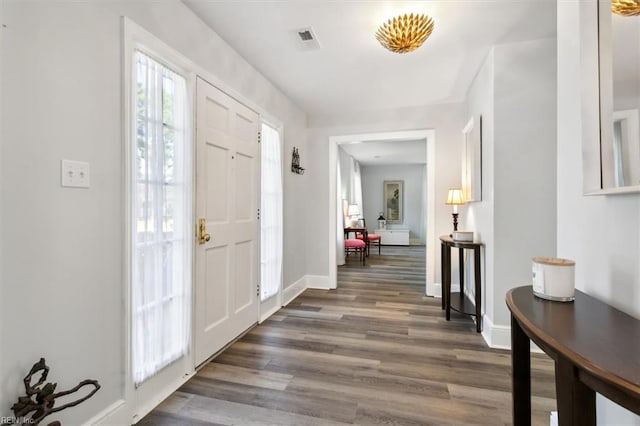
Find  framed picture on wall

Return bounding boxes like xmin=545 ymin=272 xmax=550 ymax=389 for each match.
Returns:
xmin=383 ymin=180 xmax=403 ymax=224
xmin=462 ymin=114 xmax=482 ymax=202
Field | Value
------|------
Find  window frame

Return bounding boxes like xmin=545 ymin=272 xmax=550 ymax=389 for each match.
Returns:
xmin=130 ymin=50 xmax=192 ymax=386
xmin=123 ymin=18 xmax=196 ymax=407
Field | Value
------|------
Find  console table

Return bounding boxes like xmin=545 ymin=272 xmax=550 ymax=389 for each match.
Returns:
xmin=440 ymin=235 xmax=483 ymax=332
xmin=506 ymin=286 xmax=640 ymax=426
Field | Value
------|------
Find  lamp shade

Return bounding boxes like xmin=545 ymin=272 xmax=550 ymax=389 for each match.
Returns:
xmin=347 ymin=204 xmax=360 ymax=216
xmin=445 ymin=188 xmax=465 ymax=205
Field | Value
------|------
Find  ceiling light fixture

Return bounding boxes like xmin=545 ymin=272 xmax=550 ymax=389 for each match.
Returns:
xmin=375 ymin=13 xmax=434 ymax=54
xmin=612 ymin=0 xmax=640 ymax=16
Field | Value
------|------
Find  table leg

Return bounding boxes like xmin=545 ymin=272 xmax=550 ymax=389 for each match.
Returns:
xmin=555 ymin=357 xmax=596 ymax=426
xmin=474 ymin=246 xmax=482 ymax=333
xmin=511 ymin=314 xmax=531 ymax=426
xmin=458 ymin=247 xmax=465 ymax=293
xmin=441 ymin=242 xmax=446 ymax=310
xmin=445 ymin=245 xmax=451 ymax=321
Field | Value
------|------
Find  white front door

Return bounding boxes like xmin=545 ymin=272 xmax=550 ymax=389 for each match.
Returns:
xmin=194 ymin=77 xmax=260 ymax=366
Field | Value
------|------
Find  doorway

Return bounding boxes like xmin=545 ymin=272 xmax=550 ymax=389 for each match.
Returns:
xmin=328 ymin=130 xmax=436 ymax=295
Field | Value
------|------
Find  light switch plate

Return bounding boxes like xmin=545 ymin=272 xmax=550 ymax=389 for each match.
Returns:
xmin=61 ymin=159 xmax=90 ymax=188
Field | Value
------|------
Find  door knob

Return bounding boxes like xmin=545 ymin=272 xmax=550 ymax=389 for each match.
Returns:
xmin=198 ymin=218 xmax=210 ymax=244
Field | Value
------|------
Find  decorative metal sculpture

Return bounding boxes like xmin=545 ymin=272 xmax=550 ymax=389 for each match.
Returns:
xmin=291 ymin=147 xmax=305 ymax=175
xmin=2 ymin=358 xmax=100 ymax=426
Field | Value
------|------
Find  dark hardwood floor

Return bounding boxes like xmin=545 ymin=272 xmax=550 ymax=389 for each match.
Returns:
xmin=141 ymin=246 xmax=556 ymax=425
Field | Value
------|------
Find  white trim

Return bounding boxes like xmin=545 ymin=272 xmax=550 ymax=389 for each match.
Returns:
xmin=259 ymin=120 xmax=284 ymax=322
xmin=123 ymin=17 xmax=199 ymax=423
xmin=130 ymin=372 xmax=195 ymax=424
xmin=259 ymin=296 xmax=281 ymax=323
xmin=584 ymin=185 xmax=640 ymax=195
xmin=282 ymin=274 xmax=332 ymax=306
xmin=481 ymin=315 xmax=511 ymax=349
xmin=433 ymin=282 xmax=442 ymax=298
xmin=328 ymin=130 xmax=436 ymax=295
xmin=0 ymin=0 xmax=4 ymax=392
xmin=282 ymin=276 xmax=307 ymax=306
xmin=82 ymin=399 xmax=127 ymax=426
xmin=480 ymin=315 xmax=543 ymax=354
xmin=306 ymin=274 xmax=333 ymax=290
xmin=431 ymin=282 xmax=461 ymax=299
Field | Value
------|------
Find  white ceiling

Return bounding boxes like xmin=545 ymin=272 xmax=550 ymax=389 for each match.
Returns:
xmin=340 ymin=139 xmax=426 ymax=166
xmin=183 ymin=0 xmax=557 ymax=116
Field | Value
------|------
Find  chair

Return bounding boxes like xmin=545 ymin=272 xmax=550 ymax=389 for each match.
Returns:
xmin=344 ymin=238 xmax=366 ymax=265
xmin=355 ymin=219 xmax=381 ymax=255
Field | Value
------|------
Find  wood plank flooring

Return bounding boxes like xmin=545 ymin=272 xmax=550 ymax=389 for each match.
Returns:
xmin=141 ymin=246 xmax=556 ymax=425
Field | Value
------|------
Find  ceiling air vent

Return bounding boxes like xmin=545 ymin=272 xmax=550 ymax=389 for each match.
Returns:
xmin=294 ymin=27 xmax=321 ymax=51
xmin=298 ymin=30 xmax=313 ymax=41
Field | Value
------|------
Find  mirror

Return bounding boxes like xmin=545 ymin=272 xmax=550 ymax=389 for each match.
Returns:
xmin=598 ymin=0 xmax=640 ymax=191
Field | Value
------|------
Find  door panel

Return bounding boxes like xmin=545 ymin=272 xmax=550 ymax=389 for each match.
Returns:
xmin=195 ymin=77 xmax=260 ymax=366
xmin=206 ymin=144 xmax=229 ymax=221
xmin=204 ymin=246 xmax=229 ymax=328
xmin=235 ymin=153 xmax=254 ymax=220
xmin=234 ymin=240 xmax=253 ymax=311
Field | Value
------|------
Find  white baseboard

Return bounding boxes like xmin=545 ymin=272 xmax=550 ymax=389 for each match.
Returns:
xmin=481 ymin=315 xmax=543 ymax=353
xmin=283 ymin=276 xmax=307 ymax=306
xmin=259 ymin=303 xmax=281 ymax=323
xmin=306 ymin=274 xmax=333 ymax=290
xmin=83 ymin=399 xmax=127 ymax=425
xmin=130 ymin=372 xmax=194 ymax=424
xmin=427 ymin=282 xmax=438 ymax=297
xmin=282 ymin=274 xmax=332 ymax=306
xmin=431 ymin=282 xmax=460 ymax=298
xmin=481 ymin=314 xmax=511 ymax=349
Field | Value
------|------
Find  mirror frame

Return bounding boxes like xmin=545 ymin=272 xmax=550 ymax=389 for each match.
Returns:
xmin=582 ymin=0 xmax=640 ymax=195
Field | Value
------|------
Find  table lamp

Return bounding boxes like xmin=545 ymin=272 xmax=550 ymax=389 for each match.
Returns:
xmin=445 ymin=188 xmax=465 ymax=231
xmin=377 ymin=212 xmax=386 ymax=230
xmin=347 ymin=204 xmax=360 ymax=227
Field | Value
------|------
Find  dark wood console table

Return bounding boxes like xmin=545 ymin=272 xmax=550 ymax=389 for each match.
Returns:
xmin=440 ymin=235 xmax=483 ymax=332
xmin=506 ymin=286 xmax=640 ymax=425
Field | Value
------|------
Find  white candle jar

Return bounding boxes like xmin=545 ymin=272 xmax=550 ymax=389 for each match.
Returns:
xmin=532 ymin=257 xmax=576 ymax=302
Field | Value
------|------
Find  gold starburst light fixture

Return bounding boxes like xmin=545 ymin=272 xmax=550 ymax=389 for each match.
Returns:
xmin=375 ymin=13 xmax=435 ymax=54
xmin=612 ymin=0 xmax=640 ymax=16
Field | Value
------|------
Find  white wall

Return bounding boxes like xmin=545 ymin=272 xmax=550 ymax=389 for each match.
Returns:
xmin=361 ymin=164 xmax=426 ymax=242
xmin=464 ymin=48 xmax=496 ymax=325
xmin=493 ymin=38 xmax=558 ymax=327
xmin=463 ymin=38 xmax=557 ymax=344
xmin=558 ymin=2 xmax=640 ymax=424
xmin=1 ymin=1 xmax=307 ymax=423
xmin=306 ymin=102 xmax=465 ymax=286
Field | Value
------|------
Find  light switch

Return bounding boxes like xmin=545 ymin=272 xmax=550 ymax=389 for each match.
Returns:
xmin=61 ymin=159 xmax=90 ymax=188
